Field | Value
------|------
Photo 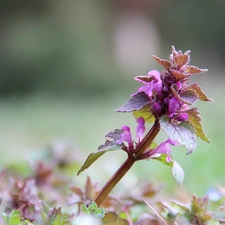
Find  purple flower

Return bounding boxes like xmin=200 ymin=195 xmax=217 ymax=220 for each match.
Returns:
xmin=149 ymin=139 xmax=179 ymax=162
xmin=152 ymin=102 xmax=162 ymax=115
xmin=167 ymin=98 xmax=190 ymax=122
xmin=176 ymin=81 xmax=182 ymax=90
xmin=136 ymin=117 xmax=145 ymax=142
xmin=118 ymin=118 xmax=146 ymax=153
xmin=176 ymin=113 xmax=189 ymax=122
xmin=120 ymin=126 xmax=133 ymax=151
xmin=134 ymin=70 xmax=162 ymax=98
xmin=168 ymin=97 xmax=181 ymax=117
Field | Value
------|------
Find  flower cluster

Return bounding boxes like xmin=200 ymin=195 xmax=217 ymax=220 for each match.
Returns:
xmin=134 ymin=46 xmax=210 ymax=123
xmin=78 ymin=46 xmax=212 ymax=187
xmin=117 ymin=119 xmax=178 ymax=162
xmin=116 ymin=46 xmax=212 ymax=155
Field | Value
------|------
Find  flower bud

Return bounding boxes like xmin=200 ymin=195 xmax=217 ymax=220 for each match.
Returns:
xmin=176 ymin=113 xmax=189 ymax=122
xmin=152 ymin=102 xmax=161 ymax=115
xmin=176 ymin=81 xmax=182 ymax=90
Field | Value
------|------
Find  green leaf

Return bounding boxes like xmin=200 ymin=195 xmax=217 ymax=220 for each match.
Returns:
xmin=152 ymin=153 xmax=173 ymax=167
xmin=46 ymin=208 xmax=58 ymax=225
xmin=160 ymin=116 xmax=197 ymax=154
xmin=82 ymin=202 xmax=105 ymax=218
xmin=153 ymin=155 xmax=184 ymax=186
xmin=40 ymin=202 xmax=71 ymax=225
xmin=102 ymin=212 xmax=129 ymax=225
xmin=190 ymin=195 xmax=212 ymax=224
xmin=78 ymin=129 xmax=126 ymax=175
xmin=77 ymin=129 xmax=126 ymax=175
xmin=171 ymin=161 xmax=185 ymax=186
xmin=116 ymin=92 xmax=150 ymax=112
xmin=133 ymin=106 xmax=155 ymax=123
xmin=41 ymin=201 xmax=51 ymax=222
xmin=77 ymin=148 xmax=121 ymax=176
xmin=2 ymin=210 xmax=21 ymax=225
xmin=186 ymin=108 xmax=210 ymax=143
xmin=46 ymin=207 xmax=71 ymax=225
xmin=171 ymin=200 xmax=190 ymax=214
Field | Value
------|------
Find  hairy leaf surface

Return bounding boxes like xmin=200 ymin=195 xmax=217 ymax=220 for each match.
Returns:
xmin=186 ymin=108 xmax=210 ymax=143
xmin=160 ymin=116 xmax=197 ymax=153
xmin=116 ymin=92 xmax=150 ymax=112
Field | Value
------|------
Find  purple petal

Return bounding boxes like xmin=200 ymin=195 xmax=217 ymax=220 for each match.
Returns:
xmin=166 ymin=154 xmax=172 ymax=162
xmin=153 ymin=80 xmax=162 ymax=93
xmin=147 ymin=70 xmax=161 ymax=81
xmin=176 ymin=113 xmax=189 ymax=122
xmin=120 ymin=126 xmax=133 ymax=151
xmin=164 ymin=139 xmax=179 ymax=146
xmin=121 ymin=126 xmax=130 ymax=132
xmin=116 ymin=126 xmax=131 ymax=145
xmin=133 ymin=70 xmax=162 ymax=98
xmin=176 ymin=81 xmax=182 ymax=90
xmin=168 ymin=97 xmax=181 ymax=116
xmin=152 ymin=102 xmax=161 ymax=115
xmin=136 ymin=117 xmax=145 ymax=142
xmin=149 ymin=139 xmax=179 ymax=162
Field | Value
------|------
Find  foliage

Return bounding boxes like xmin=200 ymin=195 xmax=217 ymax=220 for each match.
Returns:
xmin=79 ymin=46 xmax=212 ymax=193
xmin=0 ymin=46 xmax=219 ymax=225
xmin=0 ymin=144 xmax=224 ymax=224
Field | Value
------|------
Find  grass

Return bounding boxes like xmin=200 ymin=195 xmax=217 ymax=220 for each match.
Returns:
xmin=0 ymin=74 xmax=224 ymax=200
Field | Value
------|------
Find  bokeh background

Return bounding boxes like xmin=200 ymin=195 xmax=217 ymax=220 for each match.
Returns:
xmin=0 ymin=0 xmax=225 ymax=199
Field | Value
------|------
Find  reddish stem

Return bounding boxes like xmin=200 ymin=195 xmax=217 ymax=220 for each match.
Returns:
xmin=95 ymin=120 xmax=160 ymax=206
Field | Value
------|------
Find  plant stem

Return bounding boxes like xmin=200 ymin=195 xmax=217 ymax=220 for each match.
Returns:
xmin=95 ymin=120 xmax=160 ymax=207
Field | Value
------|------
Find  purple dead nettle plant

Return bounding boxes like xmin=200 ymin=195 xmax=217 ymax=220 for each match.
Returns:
xmin=78 ymin=46 xmax=213 ymax=207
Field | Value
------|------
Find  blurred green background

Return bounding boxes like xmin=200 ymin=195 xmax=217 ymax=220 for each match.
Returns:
xmin=0 ymin=0 xmax=225 ymax=198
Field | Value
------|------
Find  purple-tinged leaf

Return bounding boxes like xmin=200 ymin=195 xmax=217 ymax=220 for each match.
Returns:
xmin=186 ymin=66 xmax=208 ymax=74
xmin=186 ymin=108 xmax=210 ymax=143
xmin=46 ymin=207 xmax=71 ymax=225
xmin=171 ymin=85 xmax=198 ymax=105
xmin=170 ymin=69 xmax=187 ymax=81
xmin=174 ymin=53 xmax=190 ymax=68
xmin=99 ymin=129 xmax=127 ymax=150
xmin=135 ymin=75 xmax=154 ymax=83
xmin=104 ymin=129 xmax=124 ymax=145
xmin=102 ymin=212 xmax=129 ymax=225
xmin=171 ymin=161 xmax=185 ymax=186
xmin=98 ymin=129 xmax=126 ymax=151
xmin=185 ymin=83 xmax=213 ymax=102
xmin=179 ymin=89 xmax=198 ymax=105
xmin=116 ymin=92 xmax=150 ymax=113
xmin=85 ymin=176 xmax=97 ymax=201
xmin=67 ymin=187 xmax=84 ymax=205
xmin=152 ymin=55 xmax=171 ymax=70
xmin=160 ymin=116 xmax=197 ymax=154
